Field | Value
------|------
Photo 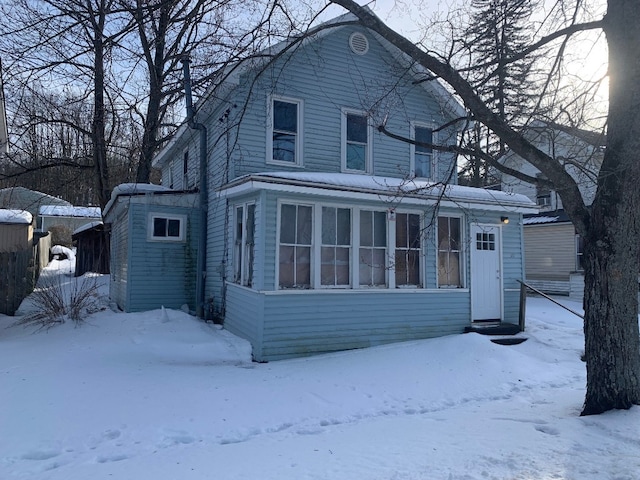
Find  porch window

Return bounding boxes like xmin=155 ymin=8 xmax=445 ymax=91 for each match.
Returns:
xmin=148 ymin=214 xmax=186 ymax=242
xmin=270 ymin=97 xmax=302 ymax=165
xmin=234 ymin=203 xmax=255 ymax=287
xmin=359 ymin=210 xmax=387 ymax=286
xmin=411 ymin=124 xmax=434 ymax=179
xmin=438 ymin=216 xmax=462 ymax=287
xmin=321 ymin=207 xmax=351 ymax=286
xmin=395 ymin=213 xmax=422 ymax=286
xmin=342 ymin=110 xmax=371 ymax=172
xmin=279 ymin=204 xmax=312 ymax=288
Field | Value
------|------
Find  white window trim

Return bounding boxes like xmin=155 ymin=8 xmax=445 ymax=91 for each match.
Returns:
xmin=276 ymin=200 xmax=315 ymax=289
xmin=410 ymin=121 xmax=437 ymax=180
xmin=389 ymin=209 xmax=424 ymax=289
xmin=436 ymin=214 xmax=466 ymax=288
xmin=276 ymin=201 xmax=428 ymax=290
xmin=148 ymin=213 xmax=187 ymax=242
xmin=266 ymin=95 xmax=304 ymax=167
xmin=341 ymin=108 xmax=373 ymax=174
xmin=234 ymin=202 xmax=256 ymax=287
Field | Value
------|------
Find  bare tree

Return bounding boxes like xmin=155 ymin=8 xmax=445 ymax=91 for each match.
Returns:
xmin=330 ymin=0 xmax=639 ymax=415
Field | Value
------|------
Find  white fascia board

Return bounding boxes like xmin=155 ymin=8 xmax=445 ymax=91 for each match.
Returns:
xmin=218 ymin=177 xmax=538 ymax=214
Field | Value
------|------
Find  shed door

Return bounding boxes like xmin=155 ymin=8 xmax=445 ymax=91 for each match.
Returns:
xmin=471 ymin=224 xmax=502 ymax=321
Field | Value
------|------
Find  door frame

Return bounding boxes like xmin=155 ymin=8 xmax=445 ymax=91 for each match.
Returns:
xmin=470 ymin=222 xmax=504 ymax=323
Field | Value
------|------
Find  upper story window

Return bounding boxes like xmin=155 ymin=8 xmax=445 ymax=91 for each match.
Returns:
xmin=536 ymin=173 xmax=552 ymax=207
xmin=437 ymin=216 xmax=463 ymax=288
xmin=575 ymin=234 xmax=584 ymax=271
xmin=342 ymin=109 xmax=372 ymax=173
xmin=269 ymin=96 xmax=303 ymax=166
xmin=148 ymin=213 xmax=186 ymax=242
xmin=411 ymin=123 xmax=435 ymax=179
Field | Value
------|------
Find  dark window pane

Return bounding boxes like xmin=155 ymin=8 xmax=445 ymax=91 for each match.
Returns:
xmin=280 ymin=204 xmax=296 ymax=244
xmin=273 ymin=133 xmax=296 ymax=162
xmin=408 ymin=214 xmax=421 ymax=248
xmin=360 ymin=211 xmax=372 ymax=247
xmin=415 ymin=126 xmax=433 ymax=153
xmin=279 ymin=246 xmax=294 ymax=288
xmin=395 ymin=251 xmax=408 ymax=285
xmin=396 ymin=213 xmax=408 ymax=248
xmin=297 ymin=206 xmax=312 ymax=245
xmin=374 ymin=211 xmax=386 ymax=247
xmin=438 ymin=217 xmax=449 ymax=249
xmin=246 ymin=205 xmax=255 ymax=243
xmin=450 ymin=218 xmax=460 ymax=250
xmin=322 ymin=207 xmax=336 ymax=245
xmin=167 ymin=219 xmax=180 ymax=237
xmin=359 ymin=248 xmax=373 ymax=285
xmin=321 ymin=246 xmax=335 ymax=285
xmin=407 ymin=250 xmax=420 ymax=285
xmin=337 ymin=208 xmax=351 ymax=245
xmin=296 ymin=246 xmax=311 ymax=286
xmin=274 ymin=100 xmax=297 ymax=133
xmin=372 ymin=249 xmax=386 ymax=285
xmin=336 ymin=247 xmax=350 ymax=284
xmin=347 ymin=114 xmax=367 ymax=143
xmin=346 ymin=144 xmax=366 ymax=170
xmin=154 ymin=217 xmax=167 ymax=237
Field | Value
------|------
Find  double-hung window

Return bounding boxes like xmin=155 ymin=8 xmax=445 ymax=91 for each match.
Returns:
xmin=342 ymin=110 xmax=371 ymax=172
xmin=437 ymin=216 xmax=462 ymax=287
xmin=321 ymin=207 xmax=351 ymax=286
xmin=395 ymin=213 xmax=422 ymax=286
xmin=234 ymin=204 xmax=256 ymax=287
xmin=279 ymin=204 xmax=312 ymax=288
xmin=270 ymin=97 xmax=302 ymax=165
xmin=411 ymin=124 xmax=434 ymax=179
xmin=359 ymin=210 xmax=387 ymax=286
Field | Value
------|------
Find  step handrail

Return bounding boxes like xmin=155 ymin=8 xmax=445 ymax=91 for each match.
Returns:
xmin=517 ymin=280 xmax=584 ymax=332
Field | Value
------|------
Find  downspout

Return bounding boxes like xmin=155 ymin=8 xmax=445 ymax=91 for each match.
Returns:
xmin=181 ymin=57 xmax=207 ymax=318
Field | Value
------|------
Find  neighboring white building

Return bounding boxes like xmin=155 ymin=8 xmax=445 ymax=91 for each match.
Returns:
xmin=499 ymin=121 xmax=605 ymax=296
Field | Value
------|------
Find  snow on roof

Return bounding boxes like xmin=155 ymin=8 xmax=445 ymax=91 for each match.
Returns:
xmin=39 ymin=205 xmax=102 ymax=218
xmin=73 ymin=220 xmax=104 ymax=236
xmin=0 ymin=209 xmax=32 ymax=224
xmin=103 ymin=183 xmax=174 ymax=217
xmin=223 ymin=172 xmax=536 ymax=209
xmin=523 ymin=215 xmax=560 ymax=225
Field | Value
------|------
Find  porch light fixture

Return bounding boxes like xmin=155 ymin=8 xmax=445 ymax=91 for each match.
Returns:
xmin=501 ymin=216 xmax=509 ymax=224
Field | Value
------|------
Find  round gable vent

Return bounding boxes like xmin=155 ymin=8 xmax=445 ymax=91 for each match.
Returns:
xmin=349 ymin=32 xmax=369 ymax=55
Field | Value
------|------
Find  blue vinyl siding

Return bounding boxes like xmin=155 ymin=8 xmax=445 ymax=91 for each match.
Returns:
xmin=256 ymin=290 xmax=469 ymax=361
xmin=213 ymin=26 xmax=459 ymax=183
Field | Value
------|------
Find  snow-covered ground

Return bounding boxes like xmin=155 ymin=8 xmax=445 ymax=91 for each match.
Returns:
xmin=1 ymin=258 xmax=639 ymax=480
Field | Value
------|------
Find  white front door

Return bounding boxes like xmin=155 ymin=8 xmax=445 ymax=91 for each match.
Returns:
xmin=471 ymin=223 xmax=502 ymax=321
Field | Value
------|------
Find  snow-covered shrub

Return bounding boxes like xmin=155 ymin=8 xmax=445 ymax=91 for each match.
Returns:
xmin=13 ymin=276 xmax=100 ymax=330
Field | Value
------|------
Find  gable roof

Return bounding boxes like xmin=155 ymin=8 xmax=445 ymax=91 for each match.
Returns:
xmin=152 ymin=10 xmax=467 ymax=168
xmin=0 ymin=187 xmax=71 ymax=217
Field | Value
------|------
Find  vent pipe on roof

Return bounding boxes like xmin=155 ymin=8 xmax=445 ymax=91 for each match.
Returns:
xmin=182 ymin=56 xmax=208 ymax=319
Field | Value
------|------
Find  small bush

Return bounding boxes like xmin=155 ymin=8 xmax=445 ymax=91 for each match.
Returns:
xmin=13 ymin=276 xmax=101 ymax=330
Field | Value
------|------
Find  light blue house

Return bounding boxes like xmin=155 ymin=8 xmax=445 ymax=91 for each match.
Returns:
xmin=107 ymin=12 xmax=536 ymax=361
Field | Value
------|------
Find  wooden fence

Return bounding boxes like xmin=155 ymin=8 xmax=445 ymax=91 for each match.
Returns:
xmin=0 ymin=248 xmax=36 ymax=316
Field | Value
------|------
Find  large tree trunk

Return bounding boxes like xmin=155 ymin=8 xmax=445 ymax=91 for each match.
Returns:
xmin=581 ymin=0 xmax=640 ymax=415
